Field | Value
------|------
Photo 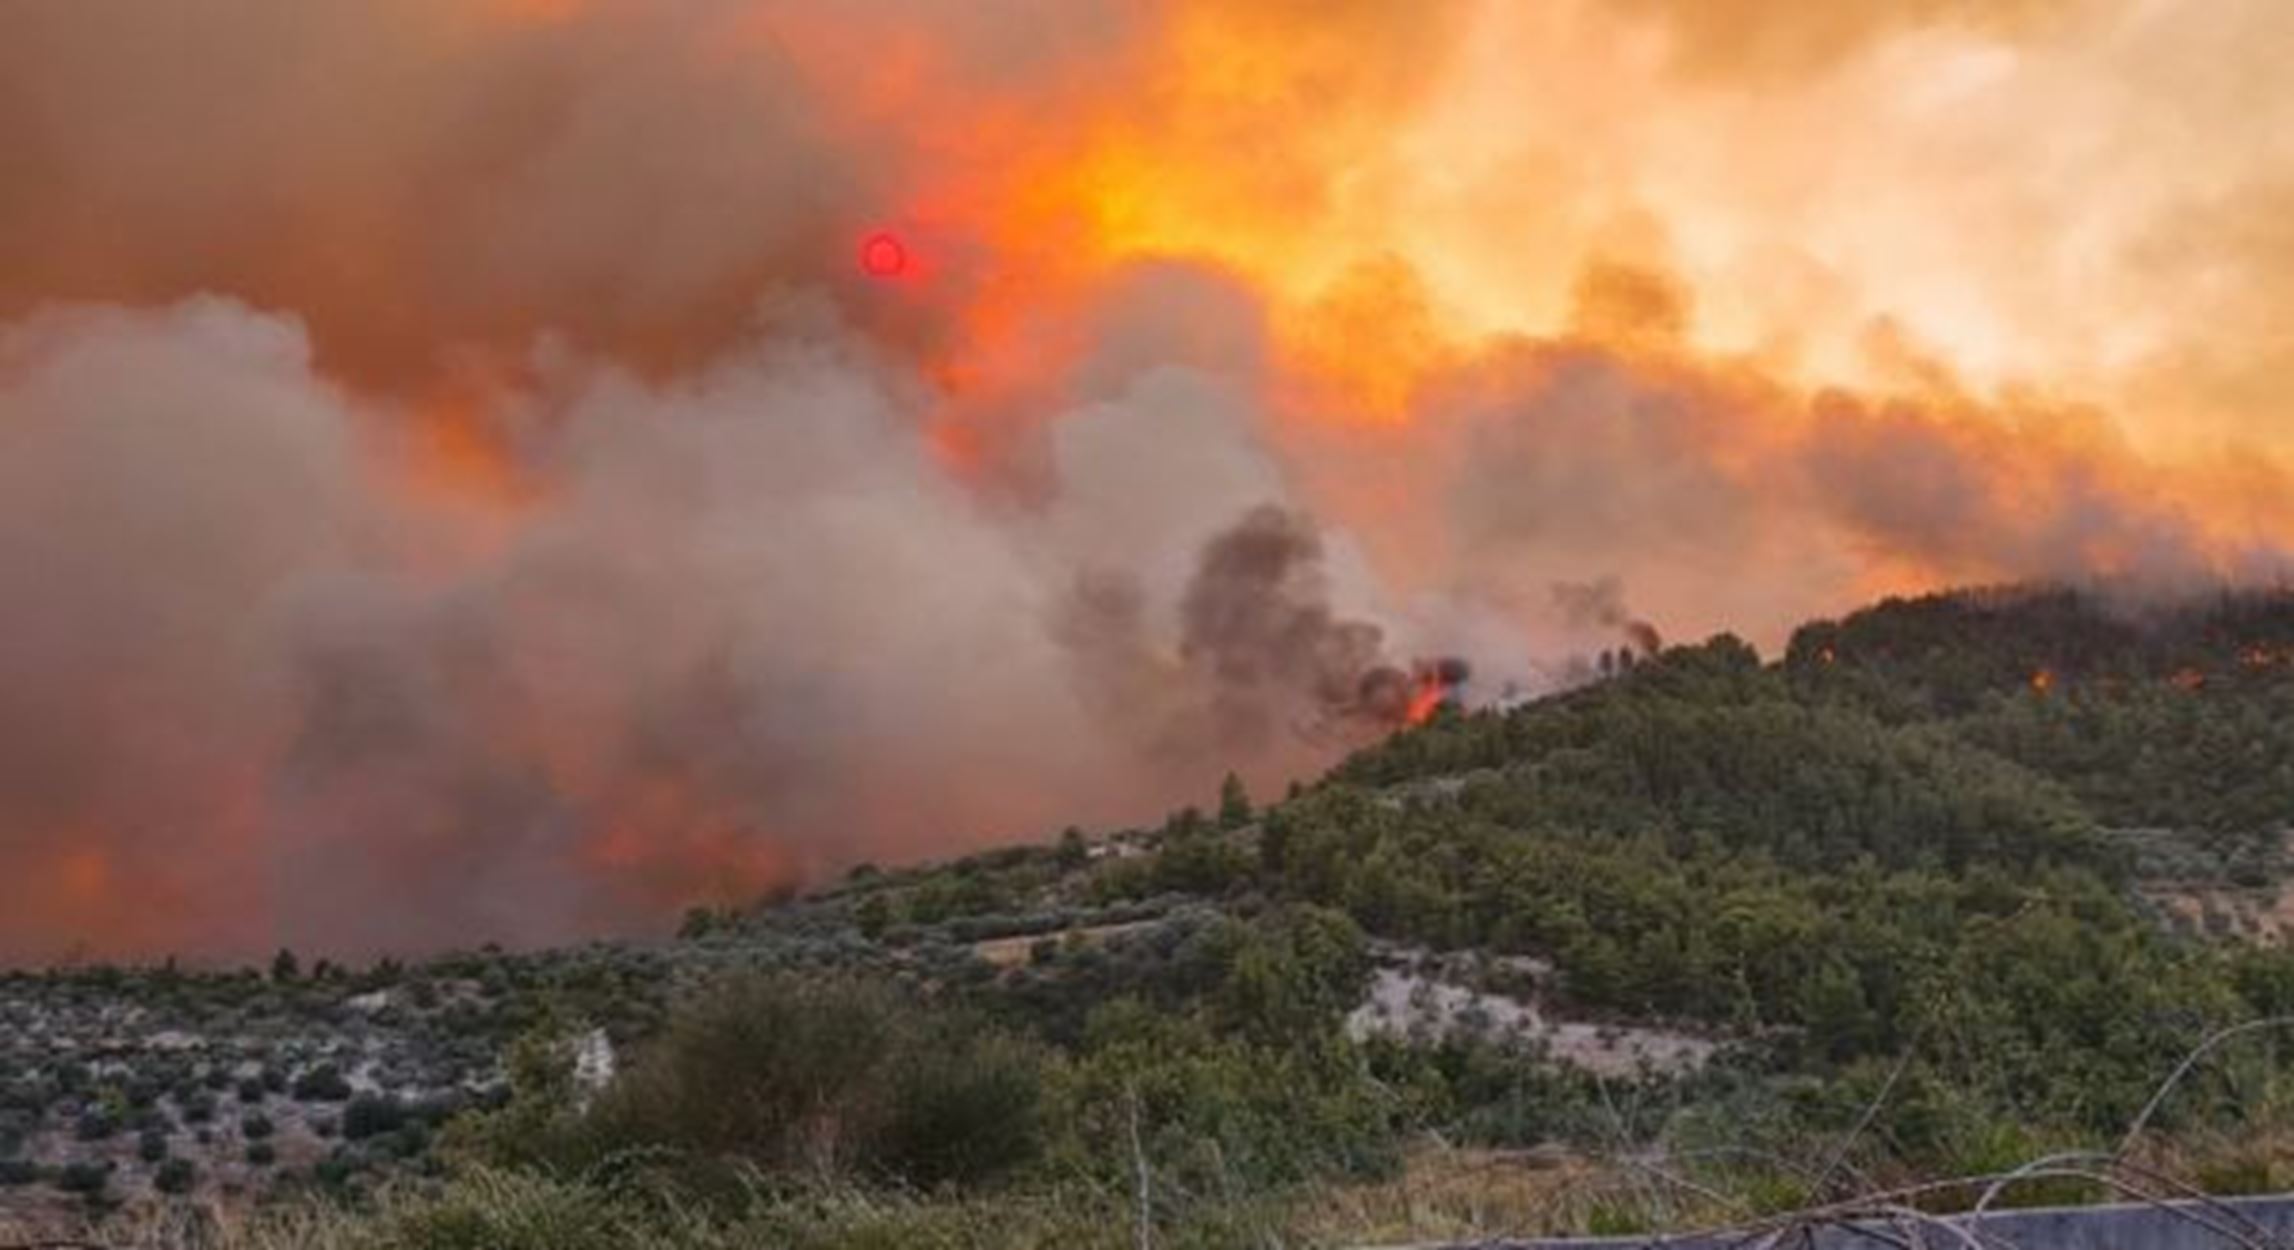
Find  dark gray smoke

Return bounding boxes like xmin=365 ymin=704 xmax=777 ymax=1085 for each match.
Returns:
xmin=1182 ymin=505 xmax=1396 ymax=747
xmin=1178 ymin=506 xmax=1468 ymax=745
xmin=1551 ymin=576 xmax=1665 ymax=657
xmin=1051 ymin=503 xmax=1471 ymax=798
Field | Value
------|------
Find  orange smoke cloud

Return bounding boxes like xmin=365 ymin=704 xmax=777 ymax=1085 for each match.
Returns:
xmin=0 ymin=0 xmax=2289 ymax=962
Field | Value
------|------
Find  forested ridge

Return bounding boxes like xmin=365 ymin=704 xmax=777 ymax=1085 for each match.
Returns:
xmin=1116 ymin=585 xmax=2294 ymax=1136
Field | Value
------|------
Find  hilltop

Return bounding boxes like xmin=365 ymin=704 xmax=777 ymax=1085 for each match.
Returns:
xmin=5 ymin=584 xmax=2294 ymax=1247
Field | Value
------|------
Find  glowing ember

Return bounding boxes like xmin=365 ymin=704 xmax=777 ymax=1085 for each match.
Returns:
xmin=860 ymin=232 xmax=908 ymax=279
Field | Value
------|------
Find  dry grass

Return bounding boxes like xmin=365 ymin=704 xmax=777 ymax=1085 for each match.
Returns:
xmin=9 ymin=1141 xmax=2294 ymax=1250
xmin=1287 ymin=1141 xmax=1779 ymax=1247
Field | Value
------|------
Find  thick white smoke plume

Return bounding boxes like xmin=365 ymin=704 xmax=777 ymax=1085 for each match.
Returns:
xmin=0 ymin=282 xmax=1467 ymax=961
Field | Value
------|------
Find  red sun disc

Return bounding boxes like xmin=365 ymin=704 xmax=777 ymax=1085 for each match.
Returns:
xmin=860 ymin=232 xmax=907 ymax=278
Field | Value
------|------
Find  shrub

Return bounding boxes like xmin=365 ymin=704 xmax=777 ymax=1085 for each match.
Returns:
xmin=386 ymin=1122 xmax=433 ymax=1159
xmin=1059 ymin=999 xmax=1406 ymax=1191
xmin=246 ymin=1141 xmax=277 ymax=1167
xmin=293 ymin=1065 xmax=354 ymax=1102
xmin=344 ymin=1094 xmax=407 ymax=1141
xmin=54 ymin=1160 xmax=109 ymax=1195
xmin=138 ymin=1128 xmax=169 ymax=1163
xmin=154 ymin=1157 xmax=196 ymax=1195
xmin=483 ymin=973 xmax=1045 ymax=1189
xmin=315 ymin=1148 xmax=366 ymax=1190
xmin=0 ymin=1159 xmax=40 ymax=1187
xmin=875 ymin=1027 xmax=1044 ymax=1187
xmin=242 ymin=1112 xmax=275 ymax=1140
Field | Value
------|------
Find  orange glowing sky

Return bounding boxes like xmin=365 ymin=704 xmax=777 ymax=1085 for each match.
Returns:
xmin=925 ymin=0 xmax=2293 ymax=610
xmin=871 ymin=0 xmax=2294 ymax=453
xmin=792 ymin=0 xmax=2294 ymax=610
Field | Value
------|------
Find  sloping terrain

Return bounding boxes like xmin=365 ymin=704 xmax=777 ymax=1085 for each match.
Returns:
xmin=5 ymin=585 xmax=2294 ymax=1246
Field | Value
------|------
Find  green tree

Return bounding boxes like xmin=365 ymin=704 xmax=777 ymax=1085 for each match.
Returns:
xmin=853 ymin=892 xmax=893 ymax=940
xmin=1219 ymin=772 xmax=1254 ymax=829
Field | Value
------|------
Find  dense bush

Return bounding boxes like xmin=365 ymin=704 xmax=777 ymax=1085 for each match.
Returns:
xmin=1054 ymin=998 xmax=1406 ymax=1191
xmin=154 ymin=1156 xmax=196 ymax=1194
xmin=344 ymin=1095 xmax=408 ymax=1142
xmin=470 ymin=973 xmax=1046 ymax=1190
xmin=293 ymin=1065 xmax=354 ymax=1102
xmin=53 ymin=1159 xmax=109 ymax=1195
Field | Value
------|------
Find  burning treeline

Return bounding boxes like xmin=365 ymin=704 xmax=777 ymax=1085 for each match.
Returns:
xmin=0 ymin=0 xmax=2290 ymax=961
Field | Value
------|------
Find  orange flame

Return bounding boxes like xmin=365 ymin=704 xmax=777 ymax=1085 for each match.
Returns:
xmin=1403 ymin=664 xmax=1461 ymax=727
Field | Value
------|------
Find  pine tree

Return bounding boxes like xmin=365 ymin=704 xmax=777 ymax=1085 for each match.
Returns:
xmin=1218 ymin=772 xmax=1253 ymax=829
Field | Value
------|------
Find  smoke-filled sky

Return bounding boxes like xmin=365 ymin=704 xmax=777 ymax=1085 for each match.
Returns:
xmin=1 ymin=0 xmax=2289 ymax=963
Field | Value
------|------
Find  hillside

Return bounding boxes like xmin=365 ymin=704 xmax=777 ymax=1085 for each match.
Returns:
xmin=6 ymin=584 xmax=2294 ymax=1247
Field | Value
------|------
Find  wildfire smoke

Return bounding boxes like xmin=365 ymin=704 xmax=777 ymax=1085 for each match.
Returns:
xmin=0 ymin=0 xmax=2289 ymax=960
